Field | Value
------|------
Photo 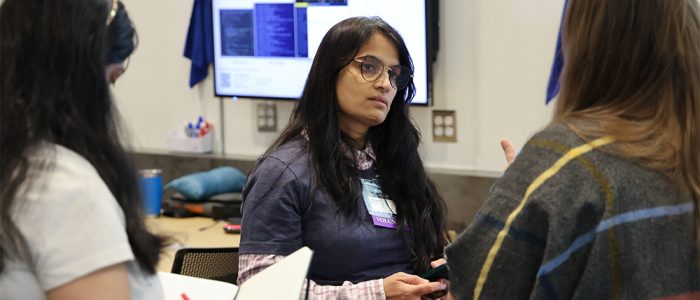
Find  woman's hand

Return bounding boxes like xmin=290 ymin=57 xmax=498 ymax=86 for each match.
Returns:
xmin=384 ymin=272 xmax=446 ymax=300
xmin=430 ymin=258 xmax=446 ymax=269
xmin=427 ymin=259 xmax=450 ymax=300
xmin=500 ymin=139 xmax=516 ymax=166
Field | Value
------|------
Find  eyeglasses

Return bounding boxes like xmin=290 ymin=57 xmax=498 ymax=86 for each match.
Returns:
xmin=352 ymin=55 xmax=412 ymax=90
xmin=106 ymin=0 xmax=118 ymax=25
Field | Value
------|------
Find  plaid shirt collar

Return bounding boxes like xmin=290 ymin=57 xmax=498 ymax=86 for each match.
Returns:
xmin=346 ymin=143 xmax=376 ymax=171
xmin=301 ymin=130 xmax=376 ymax=171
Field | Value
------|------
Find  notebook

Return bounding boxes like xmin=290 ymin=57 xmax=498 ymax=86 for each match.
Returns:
xmin=159 ymin=271 xmax=238 ymax=299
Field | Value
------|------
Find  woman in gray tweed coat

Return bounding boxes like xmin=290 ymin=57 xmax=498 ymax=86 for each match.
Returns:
xmin=446 ymin=0 xmax=700 ymax=299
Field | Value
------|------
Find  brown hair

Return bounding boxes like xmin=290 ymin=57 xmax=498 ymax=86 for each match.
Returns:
xmin=554 ymin=0 xmax=700 ymax=236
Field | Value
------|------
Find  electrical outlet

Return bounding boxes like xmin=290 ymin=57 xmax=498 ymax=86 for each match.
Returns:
xmin=256 ymin=103 xmax=277 ymax=132
xmin=432 ymin=110 xmax=457 ymax=142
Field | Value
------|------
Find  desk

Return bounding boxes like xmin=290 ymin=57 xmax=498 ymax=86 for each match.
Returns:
xmin=146 ymin=216 xmax=240 ymax=272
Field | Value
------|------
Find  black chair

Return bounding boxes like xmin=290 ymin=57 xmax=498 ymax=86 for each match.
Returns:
xmin=171 ymin=247 xmax=239 ymax=284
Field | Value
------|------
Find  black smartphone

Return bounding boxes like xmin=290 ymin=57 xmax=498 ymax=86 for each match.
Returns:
xmin=420 ymin=264 xmax=449 ymax=299
xmin=420 ymin=263 xmax=449 ymax=281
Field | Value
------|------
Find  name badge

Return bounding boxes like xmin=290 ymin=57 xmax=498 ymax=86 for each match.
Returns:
xmin=360 ymin=178 xmax=398 ymax=229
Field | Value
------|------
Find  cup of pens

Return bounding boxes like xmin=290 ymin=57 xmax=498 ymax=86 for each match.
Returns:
xmin=166 ymin=116 xmax=214 ymax=153
xmin=185 ymin=116 xmax=211 ymax=138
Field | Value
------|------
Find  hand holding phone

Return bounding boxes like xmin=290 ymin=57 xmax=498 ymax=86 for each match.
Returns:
xmin=420 ymin=263 xmax=449 ymax=281
xmin=420 ymin=264 xmax=449 ymax=299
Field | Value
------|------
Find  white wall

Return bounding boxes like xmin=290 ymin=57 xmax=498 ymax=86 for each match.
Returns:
xmin=114 ymin=0 xmax=563 ymax=177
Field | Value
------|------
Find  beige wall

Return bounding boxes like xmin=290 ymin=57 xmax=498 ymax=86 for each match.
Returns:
xmin=114 ymin=0 xmax=563 ymax=176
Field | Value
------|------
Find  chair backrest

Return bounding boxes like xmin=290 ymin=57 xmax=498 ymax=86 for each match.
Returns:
xmin=171 ymin=247 xmax=239 ymax=284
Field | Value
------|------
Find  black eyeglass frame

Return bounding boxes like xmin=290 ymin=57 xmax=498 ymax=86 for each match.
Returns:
xmin=351 ymin=55 xmax=413 ymax=90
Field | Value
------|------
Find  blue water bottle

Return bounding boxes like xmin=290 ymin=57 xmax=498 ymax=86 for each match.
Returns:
xmin=138 ymin=169 xmax=163 ymax=216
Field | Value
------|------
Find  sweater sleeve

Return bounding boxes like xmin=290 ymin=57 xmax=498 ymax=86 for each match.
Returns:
xmin=239 ymin=156 xmax=307 ymax=256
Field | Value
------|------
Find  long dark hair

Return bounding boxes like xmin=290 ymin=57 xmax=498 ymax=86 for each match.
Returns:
xmin=0 ymin=0 xmax=162 ymax=274
xmin=267 ymin=16 xmax=447 ymax=272
xmin=555 ymin=0 xmax=700 ymax=241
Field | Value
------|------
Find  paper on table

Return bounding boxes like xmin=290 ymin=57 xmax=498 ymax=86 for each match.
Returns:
xmin=158 ymin=271 xmax=237 ymax=300
xmin=235 ymin=246 xmax=313 ymax=300
xmin=159 ymin=246 xmax=312 ymax=300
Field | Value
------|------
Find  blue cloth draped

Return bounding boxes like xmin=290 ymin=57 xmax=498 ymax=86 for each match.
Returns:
xmin=545 ymin=0 xmax=569 ymax=104
xmin=184 ymin=0 xmax=214 ymax=88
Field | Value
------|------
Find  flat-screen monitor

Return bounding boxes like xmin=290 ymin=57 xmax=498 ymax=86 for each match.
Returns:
xmin=211 ymin=0 xmax=438 ymax=105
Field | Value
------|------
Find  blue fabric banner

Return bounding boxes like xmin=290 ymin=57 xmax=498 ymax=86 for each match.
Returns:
xmin=184 ymin=0 xmax=213 ymax=88
xmin=545 ymin=0 xmax=569 ymax=104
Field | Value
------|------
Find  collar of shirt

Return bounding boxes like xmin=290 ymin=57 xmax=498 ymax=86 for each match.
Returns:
xmin=348 ymin=143 xmax=376 ymax=171
xmin=300 ymin=131 xmax=376 ymax=171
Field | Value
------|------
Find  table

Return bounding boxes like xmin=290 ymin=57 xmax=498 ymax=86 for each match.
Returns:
xmin=145 ymin=216 xmax=240 ymax=272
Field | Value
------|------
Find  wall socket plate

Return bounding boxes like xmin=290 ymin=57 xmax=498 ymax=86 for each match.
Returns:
xmin=256 ymin=103 xmax=277 ymax=132
xmin=432 ymin=110 xmax=457 ymax=142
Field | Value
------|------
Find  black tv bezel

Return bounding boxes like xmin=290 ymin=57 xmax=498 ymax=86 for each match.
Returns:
xmin=211 ymin=0 xmax=438 ymax=106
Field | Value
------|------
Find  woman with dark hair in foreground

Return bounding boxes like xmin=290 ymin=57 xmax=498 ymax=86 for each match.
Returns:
xmin=0 ymin=0 xmax=164 ymax=299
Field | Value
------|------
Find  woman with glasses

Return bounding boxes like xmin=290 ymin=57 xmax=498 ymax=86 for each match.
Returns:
xmin=238 ymin=16 xmax=449 ymax=299
xmin=0 ymin=0 xmax=164 ymax=299
xmin=446 ymin=0 xmax=700 ymax=299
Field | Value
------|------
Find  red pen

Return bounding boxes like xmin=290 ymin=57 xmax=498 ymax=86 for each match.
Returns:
xmin=181 ymin=292 xmax=190 ymax=300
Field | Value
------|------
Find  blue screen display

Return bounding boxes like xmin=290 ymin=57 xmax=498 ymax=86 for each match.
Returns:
xmin=212 ymin=0 xmax=434 ymax=105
